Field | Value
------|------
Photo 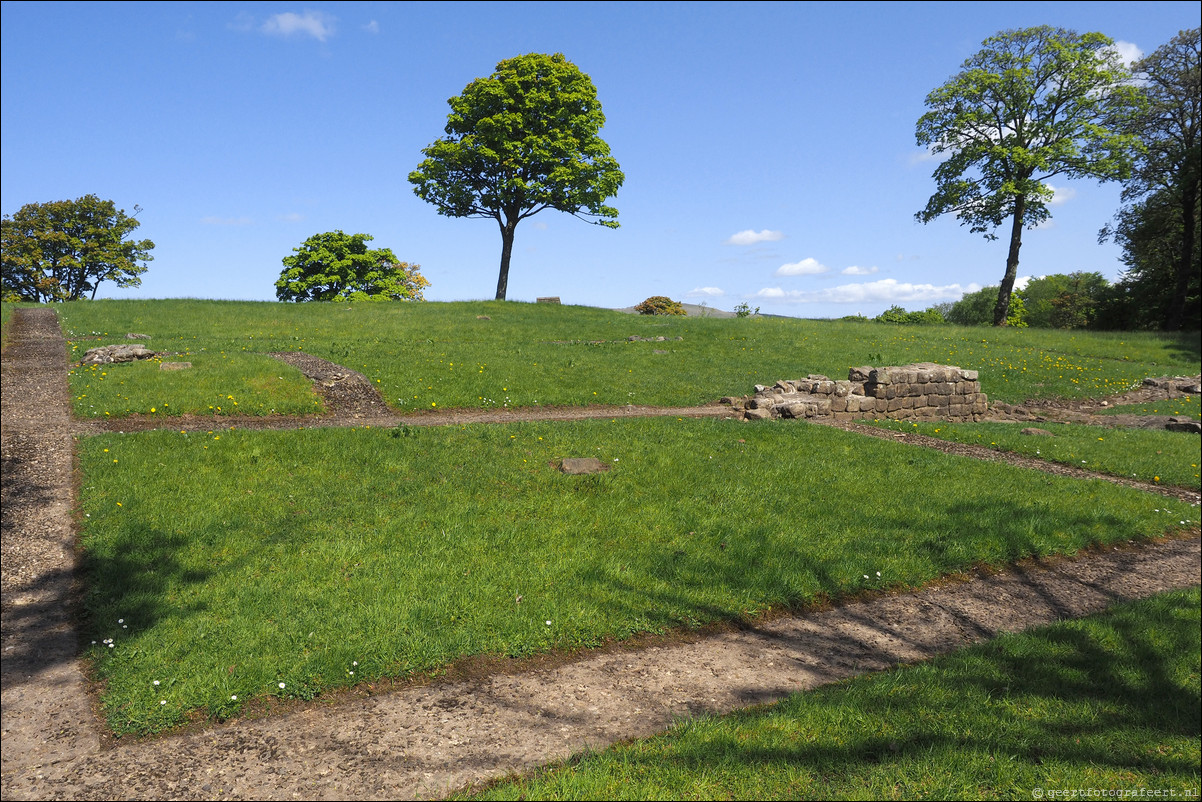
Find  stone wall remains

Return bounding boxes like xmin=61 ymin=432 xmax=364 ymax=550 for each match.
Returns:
xmin=726 ymin=362 xmax=987 ymax=423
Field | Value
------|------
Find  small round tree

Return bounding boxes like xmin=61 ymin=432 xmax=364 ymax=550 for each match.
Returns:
xmin=275 ymin=231 xmax=428 ymax=302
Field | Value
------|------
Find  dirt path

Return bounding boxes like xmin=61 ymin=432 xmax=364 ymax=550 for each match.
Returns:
xmin=2 ymin=308 xmax=1200 ymax=801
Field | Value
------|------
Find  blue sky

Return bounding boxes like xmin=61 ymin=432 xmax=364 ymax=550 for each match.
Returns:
xmin=2 ymin=1 xmax=1198 ymax=317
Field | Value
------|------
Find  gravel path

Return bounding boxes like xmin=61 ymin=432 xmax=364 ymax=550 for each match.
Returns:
xmin=2 ymin=307 xmax=1199 ymax=801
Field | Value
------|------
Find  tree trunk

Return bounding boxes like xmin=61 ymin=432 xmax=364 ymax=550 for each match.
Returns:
xmin=1165 ymin=183 xmax=1197 ymax=331
xmin=993 ymin=195 xmax=1027 ymax=326
xmin=495 ymin=217 xmax=518 ymax=301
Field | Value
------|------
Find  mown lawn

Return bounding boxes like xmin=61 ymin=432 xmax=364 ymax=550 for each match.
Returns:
xmin=49 ymin=299 xmax=1201 ymax=417
xmin=865 ymin=419 xmax=1202 ymax=491
xmin=456 ymin=588 xmax=1201 ymax=801
xmin=78 ymin=416 xmax=1199 ymax=734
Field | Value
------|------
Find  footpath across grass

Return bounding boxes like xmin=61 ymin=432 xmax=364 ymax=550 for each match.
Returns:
xmin=864 ymin=419 xmax=1202 ymax=491
xmin=50 ymin=299 xmax=1202 ymax=417
xmin=456 ymin=587 xmax=1202 ymax=801
xmin=77 ymin=416 xmax=1199 ymax=734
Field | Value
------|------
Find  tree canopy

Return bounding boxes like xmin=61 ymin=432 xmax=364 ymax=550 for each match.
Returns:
xmin=275 ymin=231 xmax=428 ymax=303
xmin=915 ymin=26 xmax=1142 ymax=326
xmin=1 ymin=195 xmax=154 ymax=302
xmin=1106 ymin=28 xmax=1200 ymax=330
xmin=409 ymin=52 xmax=624 ymax=300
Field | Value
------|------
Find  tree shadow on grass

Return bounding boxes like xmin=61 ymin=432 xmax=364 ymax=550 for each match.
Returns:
xmin=568 ymin=490 xmax=1144 ymax=650
xmin=534 ymin=590 xmax=1201 ymax=795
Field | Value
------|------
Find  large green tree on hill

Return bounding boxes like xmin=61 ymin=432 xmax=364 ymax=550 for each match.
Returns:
xmin=1104 ymin=28 xmax=1200 ymax=330
xmin=409 ymin=52 xmax=624 ymax=301
xmin=1 ymin=195 xmax=154 ymax=302
xmin=915 ymin=26 xmax=1143 ymax=326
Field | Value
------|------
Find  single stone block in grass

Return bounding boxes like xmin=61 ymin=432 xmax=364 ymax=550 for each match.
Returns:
xmin=560 ymin=457 xmax=608 ymax=475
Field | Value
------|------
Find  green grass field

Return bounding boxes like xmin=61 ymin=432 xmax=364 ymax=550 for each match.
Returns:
xmin=456 ymin=588 xmax=1201 ymax=801
xmin=78 ymin=417 xmax=1198 ymax=734
xmin=4 ymin=299 xmax=1199 ymax=788
xmin=865 ymin=419 xmax=1202 ymax=490
xmin=30 ymin=299 xmax=1201 ymax=417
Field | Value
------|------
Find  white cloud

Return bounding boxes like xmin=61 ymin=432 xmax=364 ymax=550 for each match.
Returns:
xmin=1014 ymin=276 xmax=1033 ymax=291
xmin=754 ymin=278 xmax=981 ymax=305
xmin=261 ymin=11 xmax=336 ymax=42
xmin=725 ymin=229 xmax=783 ymax=246
xmin=200 ymin=216 xmax=254 ymax=226
xmin=687 ymin=286 xmax=725 ymax=298
xmin=1044 ymin=183 xmax=1077 ymax=206
xmin=276 ymin=212 xmax=305 ymax=222
xmin=841 ymin=265 xmax=878 ymax=276
xmin=1108 ymin=40 xmax=1143 ymax=67
xmin=363 ymin=20 xmax=380 ymax=34
xmin=775 ymin=257 xmax=828 ymax=276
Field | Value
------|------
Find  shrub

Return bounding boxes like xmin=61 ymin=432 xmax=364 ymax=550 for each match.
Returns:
xmin=873 ymin=305 xmax=946 ymax=325
xmin=634 ymin=296 xmax=686 ymax=316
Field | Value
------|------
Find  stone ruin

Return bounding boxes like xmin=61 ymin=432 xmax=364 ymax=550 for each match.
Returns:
xmin=79 ymin=343 xmax=156 ymax=366
xmin=725 ymin=362 xmax=987 ymax=423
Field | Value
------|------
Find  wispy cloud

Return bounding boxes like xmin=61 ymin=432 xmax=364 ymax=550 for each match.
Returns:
xmin=775 ymin=257 xmax=828 ymax=276
xmin=200 ymin=216 xmax=254 ymax=226
xmin=261 ymin=10 xmax=336 ymax=42
xmin=725 ymin=229 xmax=783 ymax=246
xmin=753 ymin=278 xmax=980 ymax=305
xmin=908 ymin=145 xmax=944 ymax=165
xmin=687 ymin=286 xmax=725 ymax=297
xmin=841 ymin=265 xmax=879 ymax=276
xmin=276 ymin=212 xmax=305 ymax=222
xmin=363 ymin=20 xmax=380 ymax=34
xmin=1045 ymin=183 xmax=1076 ymax=206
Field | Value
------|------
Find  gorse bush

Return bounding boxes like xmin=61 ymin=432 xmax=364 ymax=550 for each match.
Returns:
xmin=634 ymin=295 xmax=686 ymax=315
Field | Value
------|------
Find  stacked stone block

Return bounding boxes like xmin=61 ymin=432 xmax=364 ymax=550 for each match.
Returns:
xmin=733 ymin=362 xmax=987 ymax=422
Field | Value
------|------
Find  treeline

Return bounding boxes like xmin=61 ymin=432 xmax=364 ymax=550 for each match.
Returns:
xmin=857 ymin=268 xmax=1200 ymax=330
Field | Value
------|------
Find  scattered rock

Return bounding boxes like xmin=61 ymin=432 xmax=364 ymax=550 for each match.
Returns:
xmin=124 ymin=332 xmax=151 ymax=339
xmin=159 ymin=362 xmax=192 ymax=371
xmin=536 ymin=297 xmax=561 ymax=304
xmin=476 ymin=315 xmax=491 ymax=320
xmin=560 ymin=457 xmax=607 ymax=474
xmin=1020 ymin=427 xmax=1054 ymax=436
xmin=80 ymin=344 xmax=155 ymax=365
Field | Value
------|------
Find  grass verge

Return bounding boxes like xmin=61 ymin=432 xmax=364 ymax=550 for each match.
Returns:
xmin=77 ymin=417 xmax=1199 ymax=734
xmin=863 ymin=419 xmax=1202 ymax=491
xmin=1097 ymin=394 xmax=1200 ymax=420
xmin=456 ymin=588 xmax=1202 ymax=801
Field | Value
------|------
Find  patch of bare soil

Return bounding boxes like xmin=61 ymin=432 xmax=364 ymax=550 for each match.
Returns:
xmin=3 ymin=317 xmax=1200 ymax=801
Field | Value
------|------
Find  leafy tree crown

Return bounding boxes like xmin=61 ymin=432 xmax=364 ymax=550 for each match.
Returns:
xmin=275 ymin=231 xmax=428 ymax=302
xmin=1 ymin=195 xmax=153 ymax=302
xmin=915 ymin=26 xmax=1143 ymax=238
xmin=408 ymin=52 xmax=624 ymax=229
